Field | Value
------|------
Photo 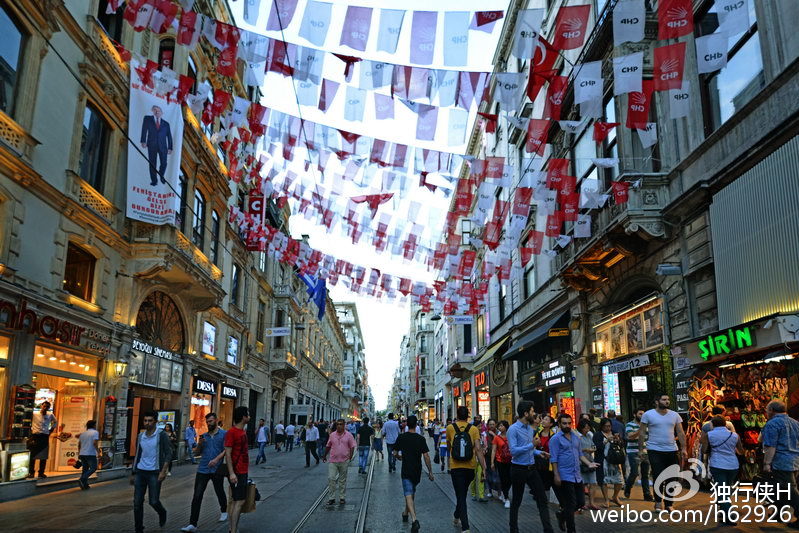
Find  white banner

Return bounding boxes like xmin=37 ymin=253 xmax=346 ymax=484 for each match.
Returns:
xmin=494 ymin=72 xmax=526 ymax=110
xmin=575 ymin=61 xmax=602 ymax=104
xmin=613 ymin=52 xmax=643 ymax=95
xmin=443 ymin=11 xmax=470 ymax=67
xmin=445 ymin=315 xmax=473 ymax=325
xmin=668 ymin=81 xmax=691 ymax=119
xmin=696 ymin=32 xmax=728 ymax=74
xmin=512 ymin=9 xmax=545 ymax=59
xmin=613 ymin=0 xmax=645 ymax=46
xmin=717 ymin=0 xmax=750 ymax=36
xmin=126 ymin=70 xmax=183 ymax=225
xmin=265 ymin=327 xmax=291 ymax=337
xmin=575 ymin=213 xmax=592 ymax=238
xmin=637 ymin=122 xmax=658 ymax=148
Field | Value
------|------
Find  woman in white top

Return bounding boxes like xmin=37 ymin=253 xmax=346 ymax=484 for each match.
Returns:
xmin=700 ymin=415 xmax=743 ymax=526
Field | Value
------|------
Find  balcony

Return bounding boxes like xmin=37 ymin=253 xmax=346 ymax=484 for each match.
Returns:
xmin=273 ymin=284 xmax=292 ymax=298
xmin=129 ymin=222 xmax=225 ymax=309
xmin=557 ymin=173 xmax=670 ymax=291
xmin=271 ymin=348 xmax=299 ymax=380
xmin=0 ymin=110 xmax=38 ymax=162
xmin=447 ymin=351 xmax=475 ymax=379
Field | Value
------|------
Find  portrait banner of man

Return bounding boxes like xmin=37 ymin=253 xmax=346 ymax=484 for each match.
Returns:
xmin=126 ymin=64 xmax=184 ymax=225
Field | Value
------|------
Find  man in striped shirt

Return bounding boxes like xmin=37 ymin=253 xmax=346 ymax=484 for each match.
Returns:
xmin=624 ymin=408 xmax=651 ymax=500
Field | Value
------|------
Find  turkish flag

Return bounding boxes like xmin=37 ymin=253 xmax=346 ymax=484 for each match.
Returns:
xmin=658 ymin=0 xmax=694 ymax=40
xmin=593 ymin=121 xmax=620 ymax=143
xmin=543 ymin=75 xmax=569 ymax=120
xmin=653 ymin=42 xmax=686 ymax=91
xmin=527 ymin=37 xmax=559 ymax=101
xmin=545 ymin=212 xmax=563 ymax=237
xmin=552 ymin=4 xmax=591 ymax=50
xmin=612 ymin=181 xmax=630 ymax=204
xmin=625 ymin=79 xmax=654 ymax=129
xmin=525 ymin=119 xmax=550 ymax=155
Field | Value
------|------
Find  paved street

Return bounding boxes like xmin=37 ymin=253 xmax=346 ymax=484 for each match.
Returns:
xmin=0 ymin=435 xmax=789 ymax=533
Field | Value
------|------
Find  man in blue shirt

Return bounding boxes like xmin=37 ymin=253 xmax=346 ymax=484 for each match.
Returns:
xmin=551 ymin=413 xmax=597 ymax=533
xmin=762 ymin=400 xmax=799 ymax=527
xmin=507 ymin=401 xmax=554 ymax=533
xmin=181 ymin=413 xmax=228 ymax=532
xmin=382 ymin=413 xmax=401 ymax=473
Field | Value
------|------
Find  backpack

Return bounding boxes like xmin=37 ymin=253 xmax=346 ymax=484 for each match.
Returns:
xmin=451 ymin=423 xmax=474 ymax=462
xmin=606 ymin=441 xmax=626 ymax=466
xmin=494 ymin=435 xmax=511 ymax=463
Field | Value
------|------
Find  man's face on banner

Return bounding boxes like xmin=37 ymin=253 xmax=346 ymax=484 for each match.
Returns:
xmin=152 ymin=106 xmax=163 ymax=119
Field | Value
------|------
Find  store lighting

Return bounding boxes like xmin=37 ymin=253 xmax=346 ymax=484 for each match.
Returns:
xmin=49 ymin=356 xmax=57 ymax=361
xmin=114 ymin=361 xmax=128 ymax=377
xmin=36 ymin=353 xmax=45 ymax=358
xmin=69 ymin=361 xmax=76 ymax=365
xmin=59 ymin=359 xmax=67 ymax=363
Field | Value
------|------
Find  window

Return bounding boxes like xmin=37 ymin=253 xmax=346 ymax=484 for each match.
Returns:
xmin=420 ymin=335 xmax=427 ymax=353
xmin=97 ymin=0 xmax=123 ymax=42
xmin=158 ymin=38 xmax=175 ymax=70
xmin=63 ymin=243 xmax=95 ymax=301
xmin=78 ymin=104 xmax=110 ymax=192
xmin=0 ymin=6 xmax=24 ymax=116
xmin=420 ymin=357 xmax=426 ymax=372
xmin=231 ymin=263 xmax=241 ymax=307
xmin=210 ymin=210 xmax=220 ymax=264
xmin=498 ymin=283 xmax=507 ymax=321
xmin=274 ymin=309 xmax=285 ymax=349
xmin=259 ymin=251 xmax=266 ymax=271
xmin=256 ymin=301 xmax=265 ymax=342
xmin=523 ymin=263 xmax=536 ymax=299
xmin=192 ymin=190 xmax=205 ymax=249
xmin=698 ymin=1 xmax=762 ymax=133
xmin=476 ymin=314 xmax=486 ymax=348
xmin=463 ymin=324 xmax=473 ymax=355
xmin=176 ymin=172 xmax=188 ymax=231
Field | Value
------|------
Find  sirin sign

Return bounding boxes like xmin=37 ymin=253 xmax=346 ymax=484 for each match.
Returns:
xmin=699 ymin=326 xmax=755 ymax=360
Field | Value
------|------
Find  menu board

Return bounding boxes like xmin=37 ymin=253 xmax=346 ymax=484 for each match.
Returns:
xmin=56 ymin=394 xmax=93 ymax=469
xmin=8 ymin=451 xmax=30 ymax=481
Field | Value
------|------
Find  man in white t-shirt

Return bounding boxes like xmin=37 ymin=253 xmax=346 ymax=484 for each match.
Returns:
xmin=639 ymin=394 xmax=686 ymax=511
xmin=286 ymin=423 xmax=296 ymax=452
xmin=77 ymin=420 xmax=100 ymax=489
xmin=274 ymin=421 xmax=285 ymax=452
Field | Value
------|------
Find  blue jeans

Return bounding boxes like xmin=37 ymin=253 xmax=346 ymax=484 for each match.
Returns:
xmin=358 ymin=446 xmax=370 ymax=471
xmin=624 ymin=451 xmax=651 ymax=496
xmin=256 ymin=442 xmax=267 ymax=463
xmin=133 ymin=470 xmax=166 ymax=533
xmin=387 ymin=443 xmax=397 ymax=471
xmin=186 ymin=442 xmax=196 ymax=463
xmin=710 ymin=467 xmax=738 ymax=519
xmin=79 ymin=455 xmax=97 ymax=486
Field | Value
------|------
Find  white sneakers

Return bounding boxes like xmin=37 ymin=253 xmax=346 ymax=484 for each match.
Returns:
xmin=219 ymin=512 xmax=228 ymax=522
xmin=504 ymin=500 xmax=511 ymax=509
xmin=180 ymin=526 xmax=197 ymax=532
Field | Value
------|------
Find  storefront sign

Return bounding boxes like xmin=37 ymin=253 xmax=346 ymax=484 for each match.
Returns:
xmin=675 ymin=376 xmax=691 ymax=413
xmin=632 ymin=376 xmax=648 ymax=392
xmin=602 ymin=366 xmax=621 ymax=414
xmin=194 ymin=378 xmax=216 ymax=395
xmin=594 ymin=297 xmax=664 ymax=362
xmin=605 ymin=353 xmax=650 ymax=374
xmin=132 ymin=338 xmax=178 ymax=361
xmin=540 ymin=359 xmax=568 ymax=387
xmin=265 ymin=327 xmax=291 ymax=337
xmin=698 ymin=326 xmax=754 ymax=360
xmin=477 ymin=390 xmax=490 ymax=402
xmin=453 ymin=386 xmax=461 ymax=397
xmin=548 ymin=328 xmax=570 ymax=337
xmin=474 ymin=370 xmax=487 ymax=388
xmin=592 ymin=387 xmax=604 ymax=410
xmin=462 ymin=380 xmax=471 ymax=394
xmin=221 ymin=385 xmax=238 ymax=399
xmin=445 ymin=315 xmax=474 ymax=325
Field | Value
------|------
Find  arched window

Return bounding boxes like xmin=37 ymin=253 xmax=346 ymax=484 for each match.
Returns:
xmin=135 ymin=291 xmax=185 ymax=352
xmin=176 ymin=171 xmax=188 ymax=232
xmin=158 ymin=38 xmax=175 ymax=70
xmin=210 ymin=210 xmax=220 ymax=264
xmin=192 ymin=189 xmax=205 ymax=249
xmin=0 ymin=5 xmax=25 ymax=116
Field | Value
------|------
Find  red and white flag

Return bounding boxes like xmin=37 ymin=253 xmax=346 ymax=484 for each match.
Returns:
xmin=177 ymin=11 xmax=202 ymax=50
xmin=654 ymin=42 xmax=686 ymax=91
xmin=626 ymin=79 xmax=653 ymax=128
xmin=658 ymin=0 xmax=694 ymax=40
xmin=148 ymin=0 xmax=178 ymax=34
xmin=552 ymin=4 xmax=591 ymax=50
xmin=593 ymin=121 xmax=619 ymax=143
xmin=545 ymin=212 xmax=563 ymax=237
xmin=525 ymin=119 xmax=550 ymax=155
xmin=543 ymin=75 xmax=569 ymax=120
xmin=612 ymin=181 xmax=630 ymax=204
xmin=318 ymin=79 xmax=339 ymax=111
xmin=340 ymin=6 xmax=372 ymax=52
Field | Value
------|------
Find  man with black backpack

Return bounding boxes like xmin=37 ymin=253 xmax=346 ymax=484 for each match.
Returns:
xmin=446 ymin=406 xmax=486 ymax=533
xmin=508 ymin=401 xmax=554 ymax=533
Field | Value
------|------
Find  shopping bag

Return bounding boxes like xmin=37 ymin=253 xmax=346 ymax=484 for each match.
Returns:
xmin=242 ymin=481 xmax=260 ymax=513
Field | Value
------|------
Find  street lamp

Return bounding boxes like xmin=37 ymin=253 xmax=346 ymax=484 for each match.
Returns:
xmin=113 ymin=360 xmax=128 ymax=378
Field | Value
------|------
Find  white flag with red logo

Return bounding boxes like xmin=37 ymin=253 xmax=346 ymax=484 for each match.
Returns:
xmin=613 ymin=0 xmax=645 ymax=46
xmin=658 ymin=0 xmax=694 ymax=40
xmin=654 ymin=42 xmax=686 ymax=91
xmin=696 ymin=32 xmax=728 ymax=74
xmin=613 ymin=52 xmax=643 ymax=95
xmin=512 ymin=9 xmax=545 ymax=58
xmin=552 ymin=5 xmax=591 ymax=50
xmin=668 ymin=81 xmax=691 ymax=119
xmin=340 ymin=5 xmax=372 ymax=52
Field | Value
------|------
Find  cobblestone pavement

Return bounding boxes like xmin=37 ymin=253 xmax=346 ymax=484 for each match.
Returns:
xmin=0 ymin=436 xmax=792 ymax=533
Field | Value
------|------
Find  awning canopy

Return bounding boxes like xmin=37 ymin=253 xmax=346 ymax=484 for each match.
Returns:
xmin=472 ymin=337 xmax=510 ymax=370
xmin=503 ymin=312 xmax=570 ymax=361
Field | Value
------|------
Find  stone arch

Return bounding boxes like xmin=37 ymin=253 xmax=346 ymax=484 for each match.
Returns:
xmin=132 ymin=289 xmax=187 ymax=352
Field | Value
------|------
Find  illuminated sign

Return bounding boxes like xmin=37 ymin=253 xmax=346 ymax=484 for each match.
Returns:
xmin=699 ymin=327 xmax=754 ymax=360
xmin=453 ymin=386 xmax=461 ymax=397
xmin=194 ymin=378 xmax=216 ymax=395
xmin=474 ymin=371 xmax=487 ymax=387
xmin=548 ymin=328 xmax=570 ymax=337
xmin=463 ymin=380 xmax=471 ymax=394
xmin=540 ymin=360 xmax=567 ymax=387
xmin=221 ymin=385 xmax=238 ymax=399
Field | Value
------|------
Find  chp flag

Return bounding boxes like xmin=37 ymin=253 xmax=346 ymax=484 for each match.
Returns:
xmin=126 ymin=60 xmax=184 ymax=225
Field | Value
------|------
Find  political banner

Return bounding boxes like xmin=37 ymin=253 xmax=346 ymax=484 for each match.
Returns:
xmin=126 ymin=66 xmax=183 ymax=225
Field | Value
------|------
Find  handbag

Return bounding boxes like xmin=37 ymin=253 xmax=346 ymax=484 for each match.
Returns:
xmin=580 ymin=462 xmax=597 ymax=474
xmin=434 ymin=449 xmax=440 ymax=464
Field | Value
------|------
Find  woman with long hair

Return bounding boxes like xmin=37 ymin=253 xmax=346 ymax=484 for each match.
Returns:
xmin=372 ymin=421 xmax=384 ymax=461
xmin=536 ymin=414 xmax=556 ymax=491
xmin=593 ymin=417 xmax=623 ymax=507
xmin=163 ymin=423 xmax=178 ymax=475
xmin=578 ymin=418 xmax=600 ymax=510
xmin=490 ymin=420 xmax=513 ymax=508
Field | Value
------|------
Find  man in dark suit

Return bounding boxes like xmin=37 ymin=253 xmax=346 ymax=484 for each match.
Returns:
xmin=140 ymin=105 xmax=173 ymax=186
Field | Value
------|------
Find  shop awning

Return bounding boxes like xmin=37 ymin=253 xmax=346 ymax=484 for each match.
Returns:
xmin=503 ymin=312 xmax=569 ymax=361
xmin=472 ymin=338 xmax=510 ymax=370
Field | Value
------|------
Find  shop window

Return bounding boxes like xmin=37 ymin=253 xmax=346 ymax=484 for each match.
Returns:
xmin=698 ymin=1 xmax=762 ymax=134
xmin=34 ymin=345 xmax=98 ymax=378
xmin=463 ymin=323 xmax=473 ymax=355
xmin=0 ymin=335 xmax=10 ymax=359
xmin=0 ymin=6 xmax=25 ymax=117
xmin=210 ymin=210 xmax=220 ymax=265
xmin=257 ymin=301 xmax=265 ymax=342
xmin=192 ymin=189 xmax=206 ymax=249
xmin=231 ymin=263 xmax=241 ymax=307
xmin=63 ymin=242 xmax=96 ymax=302
xmin=78 ymin=104 xmax=110 ymax=193
xmin=135 ymin=291 xmax=186 ymax=352
xmin=158 ymin=38 xmax=175 ymax=70
xmin=176 ymin=171 xmax=188 ymax=232
xmin=97 ymin=0 xmax=123 ymax=42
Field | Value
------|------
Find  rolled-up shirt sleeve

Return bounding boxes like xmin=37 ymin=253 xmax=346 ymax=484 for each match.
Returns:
xmin=549 ymin=435 xmax=561 ymax=466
